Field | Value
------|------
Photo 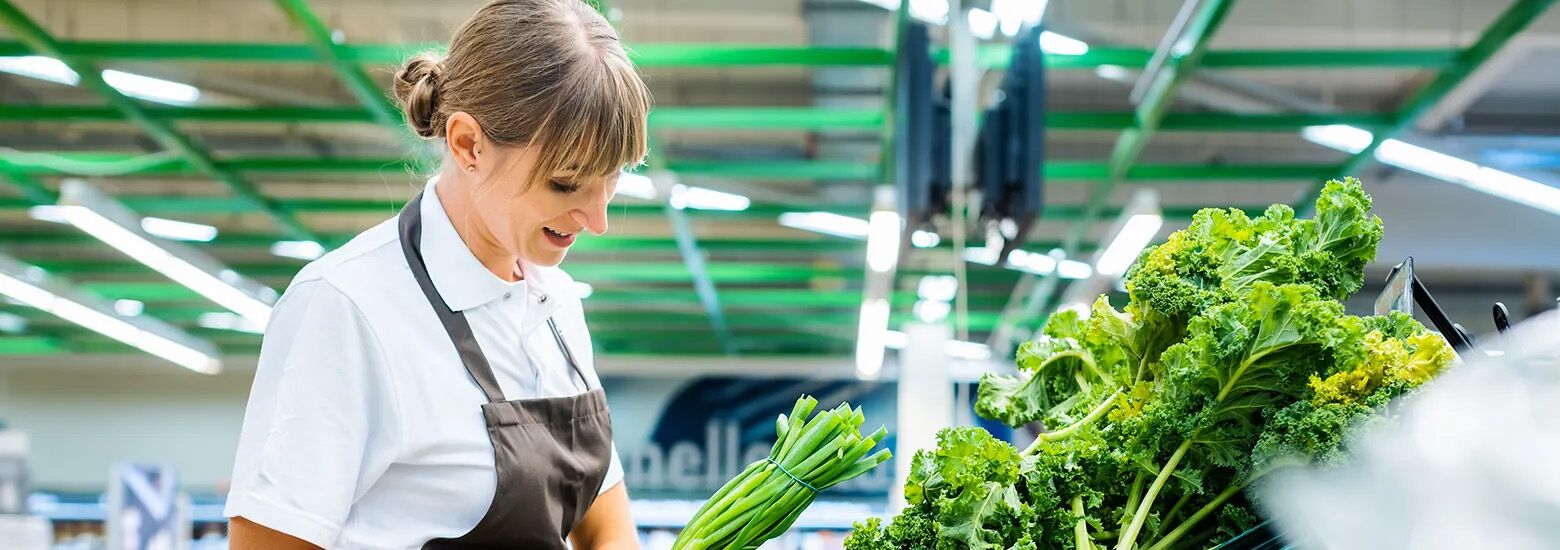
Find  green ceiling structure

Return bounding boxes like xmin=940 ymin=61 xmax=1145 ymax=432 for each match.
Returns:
xmin=0 ymin=0 xmax=1551 ymax=362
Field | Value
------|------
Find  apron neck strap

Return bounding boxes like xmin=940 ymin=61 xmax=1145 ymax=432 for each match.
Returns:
xmin=398 ymin=192 xmax=507 ymax=403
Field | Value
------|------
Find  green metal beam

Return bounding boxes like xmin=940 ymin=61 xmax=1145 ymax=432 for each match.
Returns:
xmin=1045 ymin=112 xmax=1396 ymax=132
xmin=1298 ymin=0 xmax=1557 ymax=212
xmin=991 ymin=0 xmax=1238 ymax=353
xmin=274 ymin=0 xmax=410 ymax=140
xmin=0 ymin=2 xmax=321 ymax=242
xmin=3 ymin=152 xmax=1332 ymax=183
xmin=0 ymin=160 xmax=56 ymax=204
xmin=649 ymin=107 xmax=884 ymax=129
xmin=0 ymin=40 xmax=891 ymax=66
xmin=949 ymin=45 xmax=1459 ymax=69
xmin=0 ymin=105 xmax=888 ymax=131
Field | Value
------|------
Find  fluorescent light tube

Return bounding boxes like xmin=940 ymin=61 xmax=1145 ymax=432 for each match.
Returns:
xmin=0 ymin=57 xmax=200 ymax=105
xmin=778 ymin=212 xmax=870 ymax=239
xmin=908 ymin=0 xmax=949 ymax=23
xmin=992 ymin=0 xmax=1048 ymax=36
xmin=101 ymin=69 xmax=201 ymax=105
xmin=271 ymin=240 xmax=326 ymax=261
xmin=0 ymin=253 xmax=219 ymax=373
xmin=615 ymin=172 xmax=657 ymax=200
xmin=0 ymin=56 xmax=78 ymax=85
xmin=856 ymin=297 xmax=891 ymax=380
xmin=884 ymin=329 xmax=994 ymax=361
xmin=1058 ymin=259 xmax=1095 ymax=279
xmin=113 ymin=299 xmax=145 ymax=317
xmin=917 ymin=275 xmax=959 ymax=303
xmin=669 ymin=184 xmax=750 ymax=212
xmin=27 ymin=205 xmax=70 ymax=224
xmin=1040 ymin=31 xmax=1089 ymax=55
xmin=140 ymin=217 xmax=218 ymax=242
xmin=0 ymin=311 xmax=27 ymax=333
xmin=1301 ymin=124 xmax=1373 ymax=154
xmin=866 ymin=210 xmax=902 ymax=273
xmin=911 ymin=230 xmax=941 ymax=248
xmin=913 ymin=299 xmax=952 ymax=323
xmin=1095 ymin=214 xmax=1164 ymax=276
xmin=58 ymin=179 xmax=275 ymax=328
xmin=1303 ymin=125 xmax=1560 ymax=217
xmin=197 ymin=312 xmax=263 ymax=335
xmin=967 ymin=8 xmax=999 ymax=40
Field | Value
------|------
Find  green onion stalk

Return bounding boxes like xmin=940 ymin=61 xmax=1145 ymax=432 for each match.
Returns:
xmin=672 ymin=395 xmax=892 ymax=550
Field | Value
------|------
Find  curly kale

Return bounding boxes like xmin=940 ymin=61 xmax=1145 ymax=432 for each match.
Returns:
xmin=849 ymin=179 xmax=1456 ymax=550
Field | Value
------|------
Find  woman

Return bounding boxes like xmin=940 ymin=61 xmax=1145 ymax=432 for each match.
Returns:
xmin=223 ymin=1 xmax=648 ymax=548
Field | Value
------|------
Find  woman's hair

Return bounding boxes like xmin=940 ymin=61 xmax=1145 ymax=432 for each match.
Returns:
xmin=393 ymin=0 xmax=649 ymax=189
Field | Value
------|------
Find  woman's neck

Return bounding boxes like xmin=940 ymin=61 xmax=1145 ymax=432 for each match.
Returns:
xmin=436 ymin=170 xmax=523 ymax=282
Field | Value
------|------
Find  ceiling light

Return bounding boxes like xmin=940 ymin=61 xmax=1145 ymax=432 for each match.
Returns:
xmin=0 ymin=57 xmax=201 ymax=106
xmin=913 ymin=299 xmax=952 ymax=323
xmin=0 ymin=311 xmax=27 ymax=333
xmin=271 ymin=240 xmax=325 ymax=261
xmin=113 ymin=299 xmax=145 ymax=317
xmin=1004 ymin=249 xmax=1057 ymax=275
xmin=992 ymin=0 xmax=1048 ymax=36
xmin=778 ymin=212 xmax=870 ymax=239
xmin=1301 ymin=124 xmax=1373 ymax=154
xmin=910 ymin=230 xmax=941 ymax=248
xmin=140 ymin=217 xmax=218 ymax=242
xmin=883 ymin=329 xmax=994 ymax=361
xmin=58 ymin=179 xmax=275 ymax=328
xmin=917 ymin=275 xmax=959 ymax=303
xmin=27 ymin=205 xmax=69 ymax=224
xmin=101 ymin=69 xmax=201 ymax=105
xmin=0 ymin=56 xmax=78 ymax=85
xmin=197 ymin=312 xmax=263 ymax=335
xmin=1095 ymin=64 xmax=1132 ymax=81
xmin=856 ymin=297 xmax=891 ymax=380
xmin=1095 ymin=214 xmax=1164 ymax=276
xmin=1057 ymin=259 xmax=1095 ymax=279
xmin=865 ymin=210 xmax=903 ymax=273
xmin=1303 ymin=125 xmax=1560 ymax=217
xmin=0 ymin=253 xmax=220 ymax=373
xmin=908 ymin=0 xmax=949 ymax=23
xmin=1039 ymin=31 xmax=1089 ymax=55
xmin=1467 ymin=168 xmax=1560 ymax=216
xmin=967 ymin=8 xmax=999 ymax=40
xmin=615 ymin=172 xmax=657 ymax=200
xmin=669 ymin=184 xmax=750 ymax=212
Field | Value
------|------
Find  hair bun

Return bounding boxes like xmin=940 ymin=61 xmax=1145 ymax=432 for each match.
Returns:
xmin=393 ymin=53 xmax=445 ymax=138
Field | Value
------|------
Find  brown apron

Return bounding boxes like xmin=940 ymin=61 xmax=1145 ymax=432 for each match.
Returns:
xmin=398 ymin=193 xmax=615 ymax=549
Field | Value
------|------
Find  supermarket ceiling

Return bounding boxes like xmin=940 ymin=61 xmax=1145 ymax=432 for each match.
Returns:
xmin=0 ymin=0 xmax=1558 ymax=368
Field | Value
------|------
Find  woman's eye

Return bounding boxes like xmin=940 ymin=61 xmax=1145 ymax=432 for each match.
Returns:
xmin=550 ymin=180 xmax=581 ymax=194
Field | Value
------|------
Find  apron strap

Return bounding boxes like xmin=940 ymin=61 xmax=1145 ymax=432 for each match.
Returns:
xmin=398 ymin=193 xmax=506 ymax=404
xmin=546 ymin=317 xmax=592 ymax=391
xmin=398 ymin=191 xmax=593 ymax=402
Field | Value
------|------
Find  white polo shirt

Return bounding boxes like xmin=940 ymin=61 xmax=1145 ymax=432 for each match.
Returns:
xmin=225 ymin=180 xmax=623 ymax=549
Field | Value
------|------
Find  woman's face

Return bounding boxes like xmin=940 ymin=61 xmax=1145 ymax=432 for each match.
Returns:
xmin=469 ymin=146 xmax=617 ymax=268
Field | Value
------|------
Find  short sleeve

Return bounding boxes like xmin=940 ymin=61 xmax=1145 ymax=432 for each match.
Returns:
xmin=224 ymin=279 xmax=400 ymax=547
xmin=599 ymin=444 xmax=624 ymax=495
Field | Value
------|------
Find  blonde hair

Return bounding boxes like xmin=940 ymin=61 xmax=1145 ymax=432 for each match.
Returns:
xmin=393 ymin=0 xmax=650 ymax=189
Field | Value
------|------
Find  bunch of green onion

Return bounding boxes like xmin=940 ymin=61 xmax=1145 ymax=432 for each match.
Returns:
xmin=672 ymin=395 xmax=892 ymax=550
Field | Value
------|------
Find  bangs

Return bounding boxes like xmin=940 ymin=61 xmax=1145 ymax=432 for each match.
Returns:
xmin=524 ymin=52 xmax=650 ymax=188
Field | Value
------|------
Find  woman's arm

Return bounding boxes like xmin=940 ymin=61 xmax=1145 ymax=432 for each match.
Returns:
xmin=228 ymin=516 xmax=321 ymax=550
xmin=570 ymin=482 xmax=640 ymax=549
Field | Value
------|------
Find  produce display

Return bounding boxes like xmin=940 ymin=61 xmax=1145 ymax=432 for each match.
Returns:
xmin=673 ymin=396 xmax=892 ymax=550
xmin=845 ymin=178 xmax=1456 ymax=550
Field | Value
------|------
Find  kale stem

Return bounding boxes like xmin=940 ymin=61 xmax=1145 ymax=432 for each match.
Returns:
xmin=1143 ymin=475 xmax=1254 ymax=550
xmin=1073 ymin=495 xmax=1095 ymax=550
xmin=1023 ymin=390 xmax=1122 ymax=455
xmin=1121 ymin=471 xmax=1145 ymax=527
xmin=1157 ymin=490 xmax=1195 ymax=539
xmin=1116 ymin=439 xmax=1192 ymax=550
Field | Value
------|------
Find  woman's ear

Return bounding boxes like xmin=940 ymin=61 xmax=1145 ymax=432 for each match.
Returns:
xmin=445 ymin=111 xmax=483 ymax=173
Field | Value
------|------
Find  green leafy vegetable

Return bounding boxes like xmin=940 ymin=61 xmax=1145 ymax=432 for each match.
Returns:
xmin=845 ymin=178 xmax=1455 ymax=550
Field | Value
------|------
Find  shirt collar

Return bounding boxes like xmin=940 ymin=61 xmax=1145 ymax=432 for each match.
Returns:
xmin=419 ymin=178 xmax=532 ymax=312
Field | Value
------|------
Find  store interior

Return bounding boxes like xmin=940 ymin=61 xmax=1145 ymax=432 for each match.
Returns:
xmin=2 ymin=0 xmax=1560 ymax=548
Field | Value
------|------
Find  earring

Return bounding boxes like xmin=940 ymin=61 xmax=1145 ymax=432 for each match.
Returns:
xmin=465 ymin=165 xmax=476 ymax=173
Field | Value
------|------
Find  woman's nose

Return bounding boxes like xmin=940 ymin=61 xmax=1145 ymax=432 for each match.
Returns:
xmin=572 ymin=194 xmax=609 ymax=236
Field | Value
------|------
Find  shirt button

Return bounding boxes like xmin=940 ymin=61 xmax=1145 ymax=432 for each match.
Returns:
xmin=503 ymin=292 xmax=512 ymax=300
